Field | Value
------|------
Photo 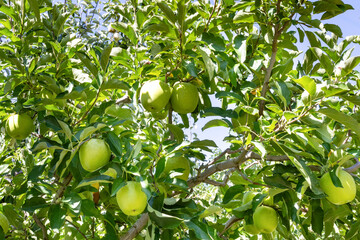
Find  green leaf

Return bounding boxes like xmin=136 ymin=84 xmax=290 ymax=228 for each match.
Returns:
xmin=22 ymin=197 xmax=49 ymax=212
xmin=188 ymin=140 xmax=217 ymax=148
xmin=201 ymin=33 xmax=226 ymax=52
xmin=311 ymin=199 xmax=323 ymax=235
xmin=199 ymin=46 xmax=215 ymax=80
xmin=148 ymin=206 xmax=182 ymax=229
xmin=76 ymin=175 xmax=113 ymax=188
xmin=28 ymin=165 xmax=46 ymax=181
xmin=100 ymin=43 xmax=113 ymax=72
xmin=167 ymin=124 xmax=184 ymax=144
xmin=324 ymin=24 xmax=342 ymax=37
xmin=233 ymin=11 xmax=255 ymax=23
xmin=293 ymin=76 xmax=316 ymax=96
xmin=311 ymin=47 xmax=334 ymax=76
xmin=345 ymin=220 xmax=360 ymax=239
xmin=81 ymin=199 xmax=101 ymax=217
xmin=263 ymin=175 xmax=292 ymax=189
xmin=105 ymin=106 xmax=133 ymax=120
xmin=106 ymin=132 xmax=122 ymax=157
xmin=126 ymin=139 xmax=142 ymax=164
xmin=223 ymin=185 xmax=245 ymax=204
xmin=157 ymin=2 xmax=177 ymax=24
xmin=305 ymin=31 xmax=321 ymax=48
xmin=202 ymin=119 xmax=230 ymax=131
xmin=336 ymin=56 xmax=360 ymax=77
xmin=185 ymin=219 xmax=212 ymax=240
xmin=48 ymin=204 xmax=66 ymax=230
xmin=102 ymin=79 xmax=130 ymax=90
xmin=76 ymin=52 xmax=98 ymax=77
xmin=28 ymin=0 xmax=40 ymax=21
xmin=318 ymin=108 xmax=360 ymax=137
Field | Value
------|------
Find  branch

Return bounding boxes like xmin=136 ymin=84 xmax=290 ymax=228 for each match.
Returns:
xmin=203 ymin=168 xmax=235 ymax=186
xmin=120 ymin=213 xmax=149 ymax=240
xmin=33 ymin=214 xmax=48 ymax=240
xmin=115 ymin=95 xmax=131 ymax=105
xmin=52 ymin=173 xmax=73 ymax=204
xmin=66 ymin=219 xmax=88 ymax=240
xmin=344 ymin=158 xmax=360 ymax=173
xmin=204 ymin=0 xmax=218 ymax=31
xmin=237 ymin=168 xmax=270 ymax=187
xmin=188 ymin=149 xmax=252 ymax=188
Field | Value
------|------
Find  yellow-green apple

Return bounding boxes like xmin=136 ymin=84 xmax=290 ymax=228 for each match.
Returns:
xmin=253 ymin=206 xmax=278 ymax=233
xmin=0 ymin=212 xmax=9 ymax=233
xmin=170 ymin=82 xmax=199 ymax=114
xmin=319 ymin=169 xmax=356 ymax=205
xmin=164 ymin=156 xmax=190 ymax=181
xmin=140 ymin=80 xmax=171 ymax=113
xmin=5 ymin=113 xmax=34 ymax=140
xmin=116 ymin=181 xmax=147 ymax=216
xmin=244 ymin=223 xmax=260 ymax=235
xmin=79 ymin=139 xmax=111 ymax=172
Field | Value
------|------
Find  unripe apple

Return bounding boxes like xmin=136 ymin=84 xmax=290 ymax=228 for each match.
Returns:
xmin=140 ymin=80 xmax=171 ymax=113
xmin=79 ymin=139 xmax=111 ymax=172
xmin=116 ymin=181 xmax=147 ymax=216
xmin=170 ymin=82 xmax=199 ymax=114
xmin=163 ymin=156 xmax=190 ymax=181
xmin=253 ymin=206 xmax=278 ymax=233
xmin=319 ymin=169 xmax=356 ymax=205
xmin=244 ymin=223 xmax=260 ymax=235
xmin=5 ymin=113 xmax=34 ymax=140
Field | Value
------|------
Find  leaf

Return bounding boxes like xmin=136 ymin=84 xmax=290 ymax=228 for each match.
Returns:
xmin=48 ymin=204 xmax=66 ymax=230
xmin=100 ymin=43 xmax=113 ymax=72
xmin=44 ymin=115 xmax=62 ymax=131
xmin=336 ymin=56 xmax=360 ymax=77
xmin=79 ymin=123 xmax=107 ymax=141
xmin=102 ymin=79 xmax=130 ymax=90
xmin=126 ymin=139 xmax=142 ymax=163
xmin=311 ymin=47 xmax=334 ymax=76
xmin=22 ymin=197 xmax=49 ymax=212
xmin=185 ymin=219 xmax=212 ymax=240
xmin=199 ymin=46 xmax=215 ymax=80
xmin=345 ymin=220 xmax=360 ymax=239
xmin=76 ymin=175 xmax=113 ymax=189
xmin=263 ymin=175 xmax=292 ymax=189
xmin=81 ymin=199 xmax=101 ymax=217
xmin=157 ymin=2 xmax=177 ymax=24
xmin=234 ymin=35 xmax=247 ymax=63
xmin=293 ymin=76 xmax=316 ymax=96
xmin=318 ymin=108 xmax=360 ymax=137
xmin=105 ymin=106 xmax=133 ymax=120
xmin=199 ymin=206 xmax=222 ymax=218
xmin=202 ymin=107 xmax=237 ymax=118
xmin=28 ymin=165 xmax=46 ymax=182
xmin=28 ymin=0 xmax=40 ymax=21
xmin=202 ymin=119 xmax=230 ymax=131
xmin=106 ymin=132 xmax=122 ymax=157
xmin=201 ymin=32 xmax=226 ymax=52
xmin=311 ymin=199 xmax=324 ymax=235
xmin=233 ymin=11 xmax=255 ymax=23
xmin=222 ymin=185 xmax=245 ymax=204
xmin=324 ymin=24 xmax=342 ymax=37
xmin=75 ymin=52 xmax=98 ymax=77
xmin=148 ymin=206 xmax=182 ymax=229
xmin=188 ymin=140 xmax=217 ymax=148
xmin=167 ymin=124 xmax=184 ymax=144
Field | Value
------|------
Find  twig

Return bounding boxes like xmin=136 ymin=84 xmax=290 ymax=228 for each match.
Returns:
xmin=52 ymin=173 xmax=73 ymax=204
xmin=204 ymin=0 xmax=218 ymax=31
xmin=73 ymin=85 xmax=102 ymax=127
xmin=203 ymin=168 xmax=235 ymax=186
xmin=33 ymin=214 xmax=48 ymax=240
xmin=120 ymin=213 xmax=149 ymax=240
xmin=209 ymin=148 xmax=243 ymax=165
xmin=66 ymin=219 xmax=88 ymax=240
xmin=218 ymin=216 xmax=242 ymax=237
xmin=237 ymin=168 xmax=270 ymax=187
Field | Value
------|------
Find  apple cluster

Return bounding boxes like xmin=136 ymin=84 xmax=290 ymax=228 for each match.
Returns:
xmin=140 ymin=80 xmax=199 ymax=116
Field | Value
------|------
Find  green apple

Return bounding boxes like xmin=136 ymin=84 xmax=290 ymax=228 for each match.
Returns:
xmin=116 ymin=181 xmax=147 ymax=216
xmin=319 ymin=169 xmax=356 ymax=205
xmin=164 ymin=156 xmax=190 ymax=181
xmin=253 ymin=206 xmax=278 ymax=233
xmin=79 ymin=139 xmax=111 ymax=172
xmin=242 ymin=191 xmax=256 ymax=204
xmin=244 ymin=224 xmax=260 ymax=235
xmin=140 ymin=80 xmax=171 ymax=113
xmin=5 ymin=113 xmax=34 ymax=140
xmin=0 ymin=212 xmax=9 ymax=233
xmin=170 ymin=82 xmax=199 ymax=114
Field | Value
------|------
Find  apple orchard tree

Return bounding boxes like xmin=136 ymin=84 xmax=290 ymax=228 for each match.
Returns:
xmin=1 ymin=0 xmax=360 ymax=239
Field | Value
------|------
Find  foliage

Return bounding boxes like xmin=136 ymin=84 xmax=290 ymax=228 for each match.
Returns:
xmin=0 ymin=0 xmax=359 ymax=239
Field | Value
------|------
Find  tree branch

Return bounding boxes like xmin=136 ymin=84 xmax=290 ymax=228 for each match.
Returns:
xmin=33 ymin=214 xmax=48 ymax=240
xmin=66 ymin=219 xmax=88 ymax=240
xmin=52 ymin=173 xmax=73 ymax=204
xmin=344 ymin=158 xmax=360 ymax=173
xmin=204 ymin=0 xmax=218 ymax=31
xmin=120 ymin=213 xmax=149 ymax=240
xmin=218 ymin=216 xmax=242 ymax=238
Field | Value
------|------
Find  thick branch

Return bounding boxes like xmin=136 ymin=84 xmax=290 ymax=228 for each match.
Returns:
xmin=120 ymin=213 xmax=149 ymax=240
xmin=33 ymin=214 xmax=48 ymax=240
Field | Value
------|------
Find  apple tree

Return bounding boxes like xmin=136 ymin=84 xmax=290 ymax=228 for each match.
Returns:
xmin=0 ymin=0 xmax=360 ymax=239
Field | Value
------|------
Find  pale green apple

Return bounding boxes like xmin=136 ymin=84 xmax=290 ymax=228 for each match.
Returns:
xmin=5 ymin=114 xmax=34 ymax=140
xmin=244 ymin=224 xmax=260 ymax=235
xmin=116 ymin=181 xmax=147 ymax=216
xmin=170 ymin=82 xmax=199 ymax=114
xmin=0 ymin=212 xmax=9 ymax=233
xmin=140 ymin=80 xmax=171 ymax=113
xmin=164 ymin=156 xmax=190 ymax=181
xmin=253 ymin=206 xmax=278 ymax=233
xmin=320 ymin=169 xmax=356 ymax=205
xmin=79 ymin=139 xmax=111 ymax=172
